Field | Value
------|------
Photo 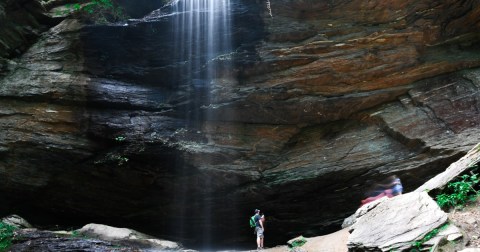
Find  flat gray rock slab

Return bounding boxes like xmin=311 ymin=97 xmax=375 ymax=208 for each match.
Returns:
xmin=342 ymin=197 xmax=389 ymax=229
xmin=78 ymin=223 xmax=184 ymax=251
xmin=347 ymin=191 xmax=448 ymax=251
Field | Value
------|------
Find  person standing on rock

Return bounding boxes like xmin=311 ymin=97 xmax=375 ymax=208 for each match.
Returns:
xmin=390 ymin=175 xmax=403 ymax=196
xmin=361 ymin=175 xmax=403 ymax=206
xmin=253 ymin=209 xmax=265 ymax=250
xmin=378 ymin=175 xmax=403 ymax=196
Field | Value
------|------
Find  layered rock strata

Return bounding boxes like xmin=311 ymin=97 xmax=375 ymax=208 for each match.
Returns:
xmin=0 ymin=0 xmax=480 ymax=249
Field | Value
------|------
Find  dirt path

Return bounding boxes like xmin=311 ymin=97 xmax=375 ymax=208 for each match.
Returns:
xmin=448 ymin=197 xmax=480 ymax=248
xmin=243 ymin=228 xmax=349 ymax=252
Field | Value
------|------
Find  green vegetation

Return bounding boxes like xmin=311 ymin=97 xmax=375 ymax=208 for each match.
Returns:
xmin=289 ymin=236 xmax=307 ymax=250
xmin=70 ymin=230 xmax=90 ymax=239
xmin=412 ymin=223 xmax=449 ymax=250
xmin=115 ymin=136 xmax=126 ymax=142
xmin=71 ymin=230 xmax=80 ymax=237
xmin=81 ymin=0 xmax=126 ymax=23
xmin=93 ymin=152 xmax=129 ymax=166
xmin=435 ymin=167 xmax=479 ymax=209
xmin=0 ymin=222 xmax=16 ymax=251
xmin=114 ymin=155 xmax=129 ymax=166
xmin=57 ymin=0 xmax=127 ymax=24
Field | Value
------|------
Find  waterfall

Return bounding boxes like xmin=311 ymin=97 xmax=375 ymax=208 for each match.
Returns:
xmin=173 ymin=0 xmax=232 ymax=114
xmin=170 ymin=0 xmax=233 ymax=249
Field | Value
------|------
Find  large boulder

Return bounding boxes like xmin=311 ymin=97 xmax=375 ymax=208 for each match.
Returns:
xmin=6 ymin=221 xmax=193 ymax=252
xmin=9 ymin=229 xmax=137 ymax=252
xmin=1 ymin=214 xmax=32 ymax=229
xmin=77 ymin=223 xmax=185 ymax=251
xmin=347 ymin=192 xmax=448 ymax=251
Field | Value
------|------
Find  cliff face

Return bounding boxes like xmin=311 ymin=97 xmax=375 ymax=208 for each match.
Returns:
xmin=0 ymin=0 xmax=57 ymax=74
xmin=0 ymin=0 xmax=479 ymax=249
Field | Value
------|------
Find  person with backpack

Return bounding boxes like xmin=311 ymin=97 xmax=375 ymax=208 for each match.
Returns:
xmin=251 ymin=209 xmax=264 ymax=250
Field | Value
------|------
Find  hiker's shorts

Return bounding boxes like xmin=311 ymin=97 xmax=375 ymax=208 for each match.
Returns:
xmin=255 ymin=227 xmax=264 ymax=238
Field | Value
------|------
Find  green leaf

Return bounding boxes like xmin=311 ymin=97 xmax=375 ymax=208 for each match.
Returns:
xmin=0 ymin=222 xmax=16 ymax=250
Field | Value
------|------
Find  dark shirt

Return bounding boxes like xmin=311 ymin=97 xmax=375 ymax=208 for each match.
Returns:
xmin=254 ymin=214 xmax=261 ymax=228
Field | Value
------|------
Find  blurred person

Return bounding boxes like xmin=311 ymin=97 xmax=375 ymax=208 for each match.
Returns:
xmin=361 ymin=175 xmax=403 ymax=206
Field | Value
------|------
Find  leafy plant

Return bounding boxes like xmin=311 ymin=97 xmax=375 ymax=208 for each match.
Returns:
xmin=71 ymin=230 xmax=81 ymax=237
xmin=115 ymin=155 xmax=129 ymax=166
xmin=436 ymin=172 xmax=479 ymax=209
xmin=115 ymin=136 xmax=126 ymax=142
xmin=412 ymin=223 xmax=448 ymax=250
xmin=84 ymin=0 xmax=126 ymax=22
xmin=0 ymin=221 xmax=16 ymax=251
xmin=70 ymin=230 xmax=90 ymax=239
xmin=290 ymin=236 xmax=307 ymax=248
xmin=59 ymin=0 xmax=127 ymax=24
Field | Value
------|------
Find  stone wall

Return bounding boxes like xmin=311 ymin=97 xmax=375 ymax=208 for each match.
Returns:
xmin=0 ymin=0 xmax=479 ymax=249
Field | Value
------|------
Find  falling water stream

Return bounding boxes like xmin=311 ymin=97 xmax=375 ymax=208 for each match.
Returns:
xmin=173 ymin=0 xmax=232 ymax=115
xmin=171 ymin=0 xmax=233 ymax=249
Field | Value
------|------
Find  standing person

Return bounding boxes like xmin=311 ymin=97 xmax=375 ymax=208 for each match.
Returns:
xmin=360 ymin=175 xmax=403 ymax=206
xmin=377 ymin=175 xmax=403 ymax=196
xmin=389 ymin=175 xmax=403 ymax=196
xmin=253 ymin=209 xmax=264 ymax=250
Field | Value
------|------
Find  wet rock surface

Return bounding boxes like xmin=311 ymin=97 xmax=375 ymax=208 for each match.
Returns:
xmin=9 ymin=229 xmax=133 ymax=252
xmin=8 ymin=224 xmax=193 ymax=252
xmin=0 ymin=0 xmax=479 ymax=249
xmin=0 ymin=0 xmax=57 ymax=76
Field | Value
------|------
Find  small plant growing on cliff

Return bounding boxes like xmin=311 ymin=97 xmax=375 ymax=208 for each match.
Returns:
xmin=83 ymin=0 xmax=127 ymax=23
xmin=0 ymin=221 xmax=16 ymax=250
xmin=115 ymin=155 xmax=129 ymax=166
xmin=436 ymin=168 xmax=479 ymax=209
xmin=115 ymin=136 xmax=126 ymax=142
xmin=61 ymin=0 xmax=127 ymax=24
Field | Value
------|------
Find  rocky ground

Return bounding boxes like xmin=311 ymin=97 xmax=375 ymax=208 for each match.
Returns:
xmin=448 ymin=197 xmax=480 ymax=248
xmin=258 ymin=229 xmax=350 ymax=252
xmin=243 ymin=196 xmax=480 ymax=252
xmin=3 ymin=196 xmax=480 ymax=252
xmin=2 ymin=1 xmax=480 ymax=249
